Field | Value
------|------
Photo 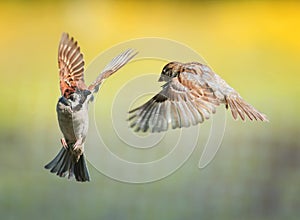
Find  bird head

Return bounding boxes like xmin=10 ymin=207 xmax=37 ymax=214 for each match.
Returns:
xmin=158 ymin=62 xmax=183 ymax=82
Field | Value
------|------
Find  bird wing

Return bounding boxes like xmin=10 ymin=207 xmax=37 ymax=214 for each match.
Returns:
xmin=225 ymin=94 xmax=268 ymax=121
xmin=128 ymin=71 xmax=221 ymax=133
xmin=58 ymin=33 xmax=86 ymax=98
xmin=186 ymin=62 xmax=268 ymax=122
xmin=88 ymin=49 xmax=138 ymax=93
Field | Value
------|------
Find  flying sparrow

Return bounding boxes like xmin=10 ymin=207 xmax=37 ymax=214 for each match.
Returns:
xmin=129 ymin=61 xmax=268 ymax=132
xmin=45 ymin=33 xmax=137 ymax=181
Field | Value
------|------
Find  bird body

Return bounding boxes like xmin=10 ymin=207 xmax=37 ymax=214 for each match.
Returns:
xmin=56 ymin=92 xmax=90 ymax=156
xmin=129 ymin=61 xmax=267 ymax=133
xmin=45 ymin=33 xmax=137 ymax=181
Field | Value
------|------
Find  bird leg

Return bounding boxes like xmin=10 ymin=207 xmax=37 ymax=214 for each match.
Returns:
xmin=73 ymin=138 xmax=84 ymax=156
xmin=60 ymin=138 xmax=68 ymax=149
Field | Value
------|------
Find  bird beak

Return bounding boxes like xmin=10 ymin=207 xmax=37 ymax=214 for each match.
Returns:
xmin=158 ymin=75 xmax=170 ymax=82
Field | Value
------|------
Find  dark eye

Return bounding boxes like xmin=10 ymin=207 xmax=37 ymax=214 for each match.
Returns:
xmin=167 ymin=69 xmax=173 ymax=77
xmin=162 ymin=68 xmax=167 ymax=74
xmin=168 ymin=70 xmax=179 ymax=78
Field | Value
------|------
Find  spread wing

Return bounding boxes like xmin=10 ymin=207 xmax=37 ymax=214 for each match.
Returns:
xmin=129 ymin=61 xmax=267 ymax=133
xmin=182 ymin=62 xmax=268 ymax=122
xmin=128 ymin=72 xmax=221 ymax=133
xmin=58 ymin=33 xmax=86 ymax=98
xmin=88 ymin=49 xmax=138 ymax=93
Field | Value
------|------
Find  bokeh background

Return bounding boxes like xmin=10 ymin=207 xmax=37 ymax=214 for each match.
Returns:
xmin=1 ymin=0 xmax=299 ymax=219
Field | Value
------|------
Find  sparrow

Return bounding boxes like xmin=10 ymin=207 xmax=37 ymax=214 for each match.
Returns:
xmin=45 ymin=33 xmax=137 ymax=181
xmin=129 ymin=61 xmax=268 ymax=133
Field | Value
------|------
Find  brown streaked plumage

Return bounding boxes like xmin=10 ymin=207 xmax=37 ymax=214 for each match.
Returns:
xmin=58 ymin=33 xmax=137 ymax=98
xmin=45 ymin=33 xmax=137 ymax=181
xmin=129 ymin=61 xmax=268 ymax=133
xmin=58 ymin=33 xmax=86 ymax=98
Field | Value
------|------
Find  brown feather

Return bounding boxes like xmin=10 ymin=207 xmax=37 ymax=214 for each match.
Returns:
xmin=226 ymin=95 xmax=268 ymax=121
xmin=88 ymin=49 xmax=137 ymax=93
xmin=128 ymin=61 xmax=268 ymax=133
xmin=58 ymin=33 xmax=86 ymax=98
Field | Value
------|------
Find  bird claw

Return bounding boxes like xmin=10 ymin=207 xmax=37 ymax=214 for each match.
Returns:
xmin=73 ymin=139 xmax=84 ymax=155
xmin=61 ymin=138 xmax=68 ymax=149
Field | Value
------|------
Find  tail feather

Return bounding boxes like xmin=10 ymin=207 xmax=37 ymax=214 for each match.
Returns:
xmin=74 ymin=155 xmax=90 ymax=181
xmin=81 ymin=156 xmax=90 ymax=181
xmin=45 ymin=148 xmax=90 ymax=182
xmin=45 ymin=147 xmax=63 ymax=171
xmin=226 ymin=96 xmax=268 ymax=122
xmin=52 ymin=148 xmax=69 ymax=175
xmin=58 ymin=151 xmax=72 ymax=177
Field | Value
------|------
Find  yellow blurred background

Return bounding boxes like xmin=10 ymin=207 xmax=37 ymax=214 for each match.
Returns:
xmin=0 ymin=0 xmax=299 ymax=219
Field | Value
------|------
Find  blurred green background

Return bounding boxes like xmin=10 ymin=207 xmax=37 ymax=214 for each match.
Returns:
xmin=0 ymin=0 xmax=299 ymax=219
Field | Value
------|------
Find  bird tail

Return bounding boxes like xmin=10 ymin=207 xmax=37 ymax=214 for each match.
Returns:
xmin=226 ymin=95 xmax=268 ymax=122
xmin=44 ymin=147 xmax=90 ymax=182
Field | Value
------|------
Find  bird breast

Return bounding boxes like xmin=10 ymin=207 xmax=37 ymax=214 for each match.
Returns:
xmin=56 ymin=96 xmax=89 ymax=144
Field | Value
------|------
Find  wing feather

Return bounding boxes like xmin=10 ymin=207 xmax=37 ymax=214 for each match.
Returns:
xmin=88 ymin=49 xmax=138 ymax=93
xmin=128 ymin=74 xmax=220 ymax=132
xmin=185 ymin=62 xmax=268 ymax=122
xmin=226 ymin=95 xmax=268 ymax=121
xmin=58 ymin=33 xmax=86 ymax=98
xmin=129 ymin=61 xmax=268 ymax=133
